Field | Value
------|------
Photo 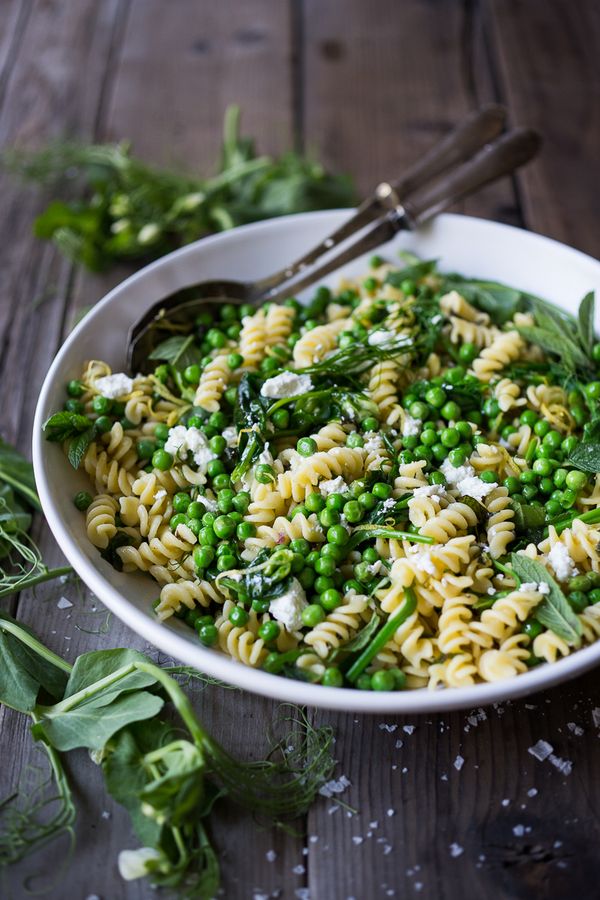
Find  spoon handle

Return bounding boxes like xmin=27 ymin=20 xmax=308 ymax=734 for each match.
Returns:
xmin=252 ymin=105 xmax=507 ymax=301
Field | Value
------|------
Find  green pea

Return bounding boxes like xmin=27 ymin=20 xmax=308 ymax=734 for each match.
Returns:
xmin=350 ymin=480 xmax=367 ymax=498
xmin=297 ymin=437 xmax=317 ymax=457
xmin=371 ymin=669 xmax=396 ymax=691
xmin=534 ymin=420 xmax=550 ymax=438
xmin=302 ymin=604 xmax=325 ymax=627
xmin=208 ymin=435 xmax=226 ymax=456
xmin=193 ymin=545 xmax=215 ymax=570
xmin=253 ymin=464 xmax=273 ymax=484
xmin=315 ymin=556 xmax=336 ymax=577
xmin=483 ymin=398 xmax=500 ymax=418
xmin=314 ymin=575 xmax=335 ymax=594
xmin=298 ymin=567 xmax=315 ymax=590
xmin=458 ymin=342 xmax=477 ymax=364
xmin=420 ymin=429 xmax=437 ymax=447
xmin=539 ymin=477 xmax=554 ymax=494
xmin=565 ymin=470 xmax=587 ymax=491
xmin=73 ymin=491 xmax=93 ymax=511
xmin=183 ymin=364 xmax=201 ymax=384
xmin=585 ymin=381 xmax=600 ymax=400
xmin=261 ymin=357 xmax=279 ymax=374
xmin=236 ymin=522 xmax=255 ymax=541
xmin=356 ymin=673 xmax=373 ymax=690
xmin=170 ymin=513 xmax=187 ymax=530
xmin=372 ymin=482 xmax=392 ymax=500
xmin=440 ymin=427 xmax=460 ymax=449
xmin=321 ymin=544 xmax=344 ymax=562
xmin=272 ymin=409 xmax=289 ymax=429
xmin=152 ymin=448 xmax=173 ymax=471
xmin=346 ymin=432 xmax=364 ymax=448
xmin=343 ymin=500 xmax=363 ymax=523
xmin=399 ymin=450 xmax=415 ymax=465
xmin=545 ymin=499 xmax=562 ymax=518
xmin=431 ymin=443 xmax=447 ymax=462
xmin=568 ymin=591 xmax=589 ymax=613
xmin=225 ymin=386 xmax=238 ymax=406
xmin=64 ymin=398 xmax=84 ymax=414
xmin=593 ymin=343 xmax=600 ymax=363
xmin=199 ymin=526 xmax=218 ymax=546
xmin=173 ymin=492 xmax=191 ymax=513
xmin=320 ymin=589 xmax=342 ymax=611
xmin=290 ymin=505 xmax=308 ymax=518
xmin=441 ymin=400 xmax=461 ymax=421
xmin=305 ymin=493 xmax=326 ymax=513
xmin=154 ymin=423 xmax=170 ymax=442
xmin=322 ymin=666 xmax=344 ymax=687
xmin=197 ymin=623 xmax=218 ymax=646
xmin=523 ymin=619 xmax=543 ymax=639
xmin=326 ymin=493 xmax=346 ymax=512
xmin=532 ymin=458 xmax=552 ymax=477
xmin=217 ymin=553 xmax=237 ymax=572
xmin=327 ymin=525 xmax=349 ymax=546
xmin=361 ymin=416 xmax=379 ymax=432
xmin=92 ymin=395 xmax=112 ymax=415
xmin=448 ymin=448 xmax=467 ymax=467
xmin=136 ymin=439 xmax=156 ymax=460
xmin=229 ymin=606 xmax=249 ymax=627
xmin=252 ymin=598 xmax=270 ymax=614
xmin=67 ymin=379 xmax=85 ymax=398
xmin=522 ymin=484 xmax=538 ymax=501
xmin=520 ymin=410 xmax=538 ymax=427
xmin=213 ymin=515 xmax=236 ymax=539
xmin=319 ymin=508 xmax=340 ymax=528
xmin=233 ymin=492 xmax=250 ymax=514
xmin=258 ymin=621 xmax=280 ymax=643
xmin=358 ymin=491 xmax=377 ymax=510
xmin=424 ymin=387 xmax=445 ymax=408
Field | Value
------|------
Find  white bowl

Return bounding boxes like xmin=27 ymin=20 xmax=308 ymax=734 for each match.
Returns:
xmin=33 ymin=211 xmax=600 ymax=712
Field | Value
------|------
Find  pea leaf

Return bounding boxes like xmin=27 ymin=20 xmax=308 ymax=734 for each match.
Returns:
xmin=509 ymin=553 xmax=582 ymax=645
xmin=67 ymin=426 xmax=94 ymax=468
xmin=0 ymin=614 xmax=69 ymax=711
xmin=34 ymin=690 xmax=164 ymax=751
xmin=0 ymin=438 xmax=41 ymax=510
xmin=148 ymin=334 xmax=199 ymax=370
xmin=64 ymin=648 xmax=158 ymax=700
xmin=578 ymin=291 xmax=596 ymax=358
xmin=43 ymin=411 xmax=91 ymax=442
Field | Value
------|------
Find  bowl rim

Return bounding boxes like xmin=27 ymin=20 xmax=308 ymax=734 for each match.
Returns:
xmin=32 ymin=209 xmax=600 ymax=713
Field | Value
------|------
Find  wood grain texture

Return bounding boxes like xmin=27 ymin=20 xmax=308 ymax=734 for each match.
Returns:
xmin=485 ymin=0 xmax=600 ymax=255
xmin=1 ymin=1 xmax=599 ymax=899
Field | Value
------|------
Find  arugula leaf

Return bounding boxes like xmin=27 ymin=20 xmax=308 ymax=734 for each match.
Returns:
xmin=34 ymin=691 xmax=165 ymax=752
xmin=509 ymin=553 xmax=582 ymax=645
xmin=43 ymin=411 xmax=91 ymax=442
xmin=0 ymin=438 xmax=41 ymax=510
xmin=148 ymin=334 xmax=198 ymax=370
xmin=578 ymin=291 xmax=596 ymax=358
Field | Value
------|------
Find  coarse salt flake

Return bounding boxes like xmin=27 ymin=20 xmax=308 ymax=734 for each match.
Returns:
xmin=57 ymin=596 xmax=73 ymax=610
xmin=319 ymin=774 xmax=351 ymax=798
xmin=528 ymin=740 xmax=553 ymax=761
xmin=453 ymin=755 xmax=465 ymax=771
xmin=449 ymin=843 xmax=464 ymax=858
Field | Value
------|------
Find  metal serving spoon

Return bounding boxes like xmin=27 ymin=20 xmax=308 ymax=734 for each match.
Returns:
xmin=128 ymin=106 xmax=540 ymax=372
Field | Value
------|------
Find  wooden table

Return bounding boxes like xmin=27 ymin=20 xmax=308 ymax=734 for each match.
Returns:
xmin=1 ymin=2 xmax=599 ymax=898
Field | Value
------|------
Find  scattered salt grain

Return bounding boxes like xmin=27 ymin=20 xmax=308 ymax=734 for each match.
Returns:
xmin=293 ymin=864 xmax=306 ymax=875
xmin=57 ymin=596 xmax=73 ymax=610
xmin=449 ymin=843 xmax=464 ymax=858
xmin=592 ymin=707 xmax=600 ymax=728
xmin=527 ymin=788 xmax=538 ymax=798
xmin=403 ymin=725 xmax=416 ymax=735
xmin=383 ymin=844 xmax=393 ymax=856
xmin=319 ymin=774 xmax=351 ymax=798
xmin=549 ymin=754 xmax=573 ymax=775
xmin=295 ymin=890 xmax=310 ymax=900
xmin=387 ymin=809 xmax=395 ymax=817
xmin=395 ymin=739 xmax=404 ymax=749
xmin=501 ymin=799 xmax=510 ymax=807
xmin=369 ymin=820 xmax=379 ymax=829
xmin=440 ymin=774 xmax=448 ymax=782
xmin=567 ymin=722 xmax=584 ymax=736
xmin=528 ymin=740 xmax=554 ymax=761
xmin=352 ymin=836 xmax=363 ymax=845
xmin=379 ymin=723 xmax=398 ymax=733
xmin=453 ymin=755 xmax=465 ymax=771
xmin=265 ymin=850 xmax=277 ymax=862
xmin=513 ymin=824 xmax=526 ymax=837
xmin=101 ymin=810 xmax=111 ymax=819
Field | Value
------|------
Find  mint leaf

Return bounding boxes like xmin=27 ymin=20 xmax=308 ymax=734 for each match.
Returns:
xmin=510 ymin=553 xmax=582 ymax=646
xmin=385 ymin=259 xmax=437 ymax=288
xmin=43 ymin=411 xmax=91 ymax=442
xmin=67 ymin=427 xmax=94 ymax=468
xmin=148 ymin=334 xmax=198 ymax=369
xmin=578 ymin=291 xmax=596 ymax=358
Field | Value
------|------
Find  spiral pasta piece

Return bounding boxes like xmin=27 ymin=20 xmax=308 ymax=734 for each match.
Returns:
xmin=292 ymin=319 xmax=348 ymax=367
xmin=472 ymin=330 xmax=524 ymax=382
xmin=86 ymin=494 xmax=118 ymax=549
xmin=304 ymin=594 xmax=369 ymax=658
xmin=194 ymin=354 xmax=230 ymax=412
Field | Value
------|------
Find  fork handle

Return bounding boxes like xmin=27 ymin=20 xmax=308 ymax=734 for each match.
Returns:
xmin=259 ymin=128 xmax=540 ymax=305
xmin=252 ymin=105 xmax=506 ymax=301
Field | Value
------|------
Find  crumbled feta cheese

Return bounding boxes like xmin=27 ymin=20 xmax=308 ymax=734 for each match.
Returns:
xmin=367 ymin=560 xmax=385 ymax=576
xmin=520 ymin=581 xmax=550 ymax=594
xmin=260 ymin=372 xmax=313 ymax=399
xmin=402 ymin=414 xmax=421 ymax=437
xmin=319 ymin=476 xmax=347 ymax=496
xmin=222 ymin=426 xmax=238 ymax=447
xmin=382 ymin=498 xmax=397 ymax=511
xmin=257 ymin=443 xmax=274 ymax=466
xmin=547 ymin=543 xmax=578 ymax=581
xmin=440 ymin=458 xmax=475 ymax=485
xmin=164 ymin=426 xmax=216 ymax=472
xmin=412 ymin=484 xmax=447 ymax=498
xmin=410 ymin=547 xmax=437 ymax=575
xmin=95 ymin=372 xmax=134 ymax=399
xmin=198 ymin=495 xmax=218 ymax=513
xmin=453 ymin=474 xmax=497 ymax=501
xmin=368 ymin=330 xmax=396 ymax=346
xmin=268 ymin=578 xmax=307 ymax=631
xmin=363 ymin=432 xmax=385 ymax=453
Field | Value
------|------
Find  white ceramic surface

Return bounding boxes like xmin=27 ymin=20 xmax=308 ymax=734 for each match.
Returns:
xmin=33 ymin=211 xmax=600 ymax=712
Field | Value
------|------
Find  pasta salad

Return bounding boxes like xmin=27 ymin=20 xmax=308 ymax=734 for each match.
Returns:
xmin=44 ymin=254 xmax=600 ymax=691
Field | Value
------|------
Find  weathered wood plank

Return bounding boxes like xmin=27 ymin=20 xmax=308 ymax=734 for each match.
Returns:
xmin=485 ymin=0 xmax=600 ymax=256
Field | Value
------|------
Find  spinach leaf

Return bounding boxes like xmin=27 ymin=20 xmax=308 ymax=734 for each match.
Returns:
xmin=0 ymin=438 xmax=41 ymax=510
xmin=509 ymin=553 xmax=582 ymax=645
xmin=148 ymin=334 xmax=198 ymax=369
xmin=231 ymin=374 xmax=268 ymax=480
xmin=34 ymin=690 xmax=165 ymax=752
xmin=578 ymin=291 xmax=596 ymax=359
xmin=218 ymin=549 xmax=294 ymax=602
xmin=43 ymin=411 xmax=91 ymax=442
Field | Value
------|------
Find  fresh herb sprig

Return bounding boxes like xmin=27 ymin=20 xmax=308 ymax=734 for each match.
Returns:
xmin=4 ymin=105 xmax=356 ymax=272
xmin=0 ymin=616 xmax=336 ymax=896
xmin=509 ymin=553 xmax=582 ymax=645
